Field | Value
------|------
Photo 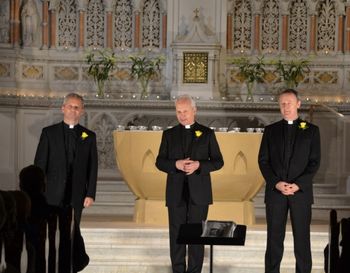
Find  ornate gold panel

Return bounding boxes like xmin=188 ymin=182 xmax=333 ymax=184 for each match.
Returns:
xmin=183 ymin=52 xmax=208 ymax=83
xmin=314 ymin=71 xmax=337 ymax=84
xmin=54 ymin=66 xmax=78 ymax=81
xmin=0 ymin=63 xmax=10 ymax=77
xmin=22 ymin=65 xmax=43 ymax=79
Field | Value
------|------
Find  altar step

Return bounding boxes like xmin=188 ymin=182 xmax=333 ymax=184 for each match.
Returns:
xmin=253 ymin=183 xmax=350 ymax=221
xmin=86 ymin=178 xmax=350 ymax=222
xmin=80 ymin=226 xmax=328 ymax=273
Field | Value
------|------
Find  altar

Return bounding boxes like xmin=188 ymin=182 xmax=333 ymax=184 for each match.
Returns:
xmin=113 ymin=130 xmax=264 ymax=225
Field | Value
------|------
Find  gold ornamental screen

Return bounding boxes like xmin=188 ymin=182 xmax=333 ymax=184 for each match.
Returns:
xmin=183 ymin=52 xmax=208 ymax=83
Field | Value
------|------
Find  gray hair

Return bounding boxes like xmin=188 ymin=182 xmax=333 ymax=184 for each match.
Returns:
xmin=63 ymin=93 xmax=84 ymax=107
xmin=175 ymin=94 xmax=196 ymax=108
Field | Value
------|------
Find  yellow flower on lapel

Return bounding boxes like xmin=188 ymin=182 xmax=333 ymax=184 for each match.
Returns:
xmin=299 ymin=122 xmax=308 ymax=130
xmin=81 ymin=131 xmax=88 ymax=140
xmin=195 ymin=130 xmax=202 ymax=138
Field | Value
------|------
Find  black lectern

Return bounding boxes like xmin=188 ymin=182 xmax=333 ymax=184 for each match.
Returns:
xmin=177 ymin=223 xmax=247 ymax=273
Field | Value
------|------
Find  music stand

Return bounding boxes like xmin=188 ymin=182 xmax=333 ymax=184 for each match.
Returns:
xmin=177 ymin=223 xmax=247 ymax=273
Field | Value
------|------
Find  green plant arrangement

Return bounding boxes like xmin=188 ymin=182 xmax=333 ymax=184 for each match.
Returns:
xmin=274 ymin=58 xmax=310 ymax=89
xmin=130 ymin=55 xmax=163 ymax=99
xmin=232 ymin=56 xmax=266 ymax=101
xmin=86 ymin=49 xmax=116 ymax=98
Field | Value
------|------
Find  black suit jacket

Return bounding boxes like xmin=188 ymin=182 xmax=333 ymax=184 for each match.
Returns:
xmin=156 ymin=123 xmax=224 ymax=207
xmin=258 ymin=119 xmax=321 ymax=204
xmin=34 ymin=122 xmax=98 ymax=221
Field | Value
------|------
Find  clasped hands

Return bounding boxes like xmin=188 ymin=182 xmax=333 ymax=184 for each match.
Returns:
xmin=176 ymin=158 xmax=200 ymax=175
xmin=276 ymin=181 xmax=299 ymax=195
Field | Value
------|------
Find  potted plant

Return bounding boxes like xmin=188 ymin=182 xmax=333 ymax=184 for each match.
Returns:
xmin=130 ymin=55 xmax=163 ymax=99
xmin=232 ymin=56 xmax=266 ymax=101
xmin=86 ymin=49 xmax=116 ymax=98
xmin=274 ymin=58 xmax=310 ymax=89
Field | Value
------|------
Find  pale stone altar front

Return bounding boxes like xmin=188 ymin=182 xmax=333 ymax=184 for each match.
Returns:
xmin=114 ymin=130 xmax=264 ymax=225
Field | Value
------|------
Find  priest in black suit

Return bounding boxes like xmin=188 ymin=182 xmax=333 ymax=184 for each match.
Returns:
xmin=156 ymin=94 xmax=224 ymax=273
xmin=258 ymin=89 xmax=321 ymax=273
xmin=34 ymin=93 xmax=98 ymax=273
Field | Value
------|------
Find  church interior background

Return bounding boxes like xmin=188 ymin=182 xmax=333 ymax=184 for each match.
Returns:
xmin=1 ymin=0 xmax=350 ymax=272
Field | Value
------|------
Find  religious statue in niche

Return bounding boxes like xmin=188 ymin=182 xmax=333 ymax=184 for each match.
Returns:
xmin=21 ymin=0 xmax=40 ymax=46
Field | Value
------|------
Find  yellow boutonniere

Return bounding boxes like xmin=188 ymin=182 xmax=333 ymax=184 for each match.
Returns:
xmin=81 ymin=132 xmax=88 ymax=140
xmin=299 ymin=122 xmax=308 ymax=130
xmin=195 ymin=130 xmax=202 ymax=138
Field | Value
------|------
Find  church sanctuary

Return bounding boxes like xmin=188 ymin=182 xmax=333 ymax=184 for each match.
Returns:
xmin=0 ymin=0 xmax=349 ymax=272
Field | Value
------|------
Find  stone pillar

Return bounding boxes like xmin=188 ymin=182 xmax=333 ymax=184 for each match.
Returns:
xmin=309 ymin=15 xmax=316 ymax=53
xmin=162 ymin=13 xmax=167 ymax=48
xmin=226 ymin=13 xmax=232 ymax=50
xmin=12 ymin=0 xmax=21 ymax=46
xmin=104 ymin=0 xmax=113 ymax=48
xmin=253 ymin=14 xmax=261 ymax=53
xmin=338 ymin=15 xmax=344 ymax=53
xmin=280 ymin=1 xmax=290 ymax=53
xmin=134 ymin=11 xmax=141 ymax=48
xmin=49 ymin=1 xmax=57 ymax=49
xmin=252 ymin=0 xmax=263 ymax=53
xmin=78 ymin=10 xmax=85 ymax=49
xmin=41 ymin=0 xmax=49 ymax=49
xmin=336 ymin=1 xmax=345 ymax=53
xmin=346 ymin=4 xmax=350 ymax=53
xmin=308 ymin=0 xmax=318 ymax=54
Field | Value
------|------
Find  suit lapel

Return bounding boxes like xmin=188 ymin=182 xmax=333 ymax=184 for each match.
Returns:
xmin=57 ymin=122 xmax=67 ymax=168
xmin=275 ymin=121 xmax=285 ymax=165
xmin=190 ymin=123 xmax=200 ymax=158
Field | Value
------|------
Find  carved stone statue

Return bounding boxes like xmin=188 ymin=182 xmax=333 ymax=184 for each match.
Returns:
xmin=21 ymin=0 xmax=39 ymax=46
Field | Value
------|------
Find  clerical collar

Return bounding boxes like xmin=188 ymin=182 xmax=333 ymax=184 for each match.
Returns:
xmin=182 ymin=123 xmax=195 ymax=129
xmin=283 ymin=118 xmax=298 ymax=125
xmin=63 ymin=122 xmax=77 ymax=129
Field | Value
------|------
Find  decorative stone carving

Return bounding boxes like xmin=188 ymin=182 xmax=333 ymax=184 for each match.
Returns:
xmin=86 ymin=0 xmax=105 ymax=48
xmin=142 ymin=0 xmax=160 ymax=48
xmin=58 ymin=0 xmax=78 ymax=47
xmin=232 ymin=0 xmax=252 ymax=52
xmin=317 ymin=0 xmax=336 ymax=52
xmin=0 ymin=0 xmax=10 ymax=43
xmin=21 ymin=0 xmax=40 ymax=47
xmin=289 ymin=0 xmax=308 ymax=52
xmin=22 ymin=65 xmax=44 ymax=80
xmin=262 ymin=0 xmax=280 ymax=52
xmin=90 ymin=113 xmax=117 ymax=169
xmin=0 ymin=63 xmax=10 ymax=78
xmin=54 ymin=66 xmax=78 ymax=80
xmin=114 ymin=0 xmax=133 ymax=48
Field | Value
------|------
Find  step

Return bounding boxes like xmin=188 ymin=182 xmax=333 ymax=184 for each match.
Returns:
xmin=80 ymin=227 xmax=328 ymax=273
xmin=83 ymin=201 xmax=134 ymax=216
xmin=95 ymin=191 xmax=135 ymax=203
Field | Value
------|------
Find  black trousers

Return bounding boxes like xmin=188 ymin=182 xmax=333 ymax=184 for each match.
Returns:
xmin=265 ymin=197 xmax=312 ymax=273
xmin=168 ymin=203 xmax=208 ymax=273
xmin=47 ymin=206 xmax=89 ymax=273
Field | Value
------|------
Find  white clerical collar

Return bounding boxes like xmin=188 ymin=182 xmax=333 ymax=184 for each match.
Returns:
xmin=69 ymin=124 xmax=74 ymax=129
xmin=185 ymin=125 xmax=191 ymax=129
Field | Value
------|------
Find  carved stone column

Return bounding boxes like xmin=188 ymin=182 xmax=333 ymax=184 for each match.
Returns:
xmin=49 ymin=2 xmax=57 ymax=49
xmin=10 ymin=0 xmax=15 ymax=44
xmin=280 ymin=1 xmax=290 ymax=53
xmin=12 ymin=0 xmax=20 ymax=46
xmin=308 ymin=0 xmax=318 ymax=54
xmin=346 ymin=4 xmax=350 ymax=53
xmin=77 ymin=0 xmax=86 ymax=49
xmin=252 ymin=0 xmax=263 ymax=53
xmin=162 ymin=12 xmax=167 ymax=48
xmin=226 ymin=13 xmax=232 ymax=50
xmin=336 ymin=1 xmax=345 ymax=53
xmin=41 ymin=0 xmax=49 ymax=49
xmin=104 ymin=0 xmax=113 ymax=48
xmin=134 ymin=11 xmax=141 ymax=48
